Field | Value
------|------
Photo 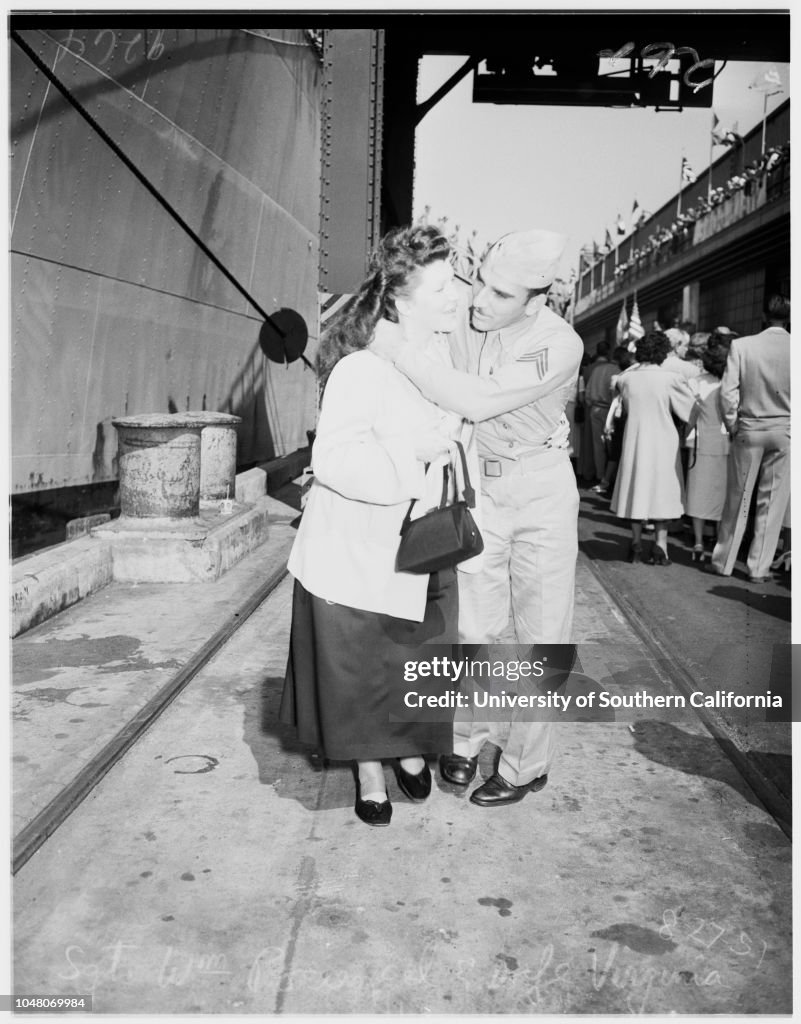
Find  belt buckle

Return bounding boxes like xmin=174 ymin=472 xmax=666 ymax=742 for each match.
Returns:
xmin=483 ymin=459 xmax=502 ymax=478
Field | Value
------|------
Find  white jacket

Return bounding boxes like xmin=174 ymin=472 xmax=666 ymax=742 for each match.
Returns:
xmin=288 ymin=346 xmax=481 ymax=622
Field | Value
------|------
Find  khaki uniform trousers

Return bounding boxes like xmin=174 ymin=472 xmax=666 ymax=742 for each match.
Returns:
xmin=711 ymin=423 xmax=791 ymax=579
xmin=455 ymin=451 xmax=578 ymax=785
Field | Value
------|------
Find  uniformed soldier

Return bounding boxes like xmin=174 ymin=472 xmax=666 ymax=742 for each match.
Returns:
xmin=374 ymin=229 xmax=583 ymax=807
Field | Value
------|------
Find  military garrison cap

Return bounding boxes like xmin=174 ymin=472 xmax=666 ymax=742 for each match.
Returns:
xmin=485 ymin=229 xmax=567 ymax=289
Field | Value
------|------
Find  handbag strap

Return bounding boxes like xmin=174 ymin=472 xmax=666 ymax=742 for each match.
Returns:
xmin=453 ymin=441 xmax=477 ymax=508
xmin=399 ymin=440 xmax=475 ymax=534
xmin=400 ymin=464 xmax=449 ymax=534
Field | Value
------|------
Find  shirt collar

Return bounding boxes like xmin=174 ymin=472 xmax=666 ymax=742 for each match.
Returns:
xmin=495 ymin=307 xmax=546 ymax=357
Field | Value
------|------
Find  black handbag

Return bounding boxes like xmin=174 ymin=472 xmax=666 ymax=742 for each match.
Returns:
xmin=396 ymin=441 xmax=484 ymax=574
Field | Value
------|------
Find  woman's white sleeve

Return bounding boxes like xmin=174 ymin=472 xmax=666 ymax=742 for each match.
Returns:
xmin=312 ymin=358 xmax=425 ymax=504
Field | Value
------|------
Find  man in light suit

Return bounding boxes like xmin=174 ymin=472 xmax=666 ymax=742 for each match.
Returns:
xmin=709 ymin=294 xmax=791 ymax=582
xmin=374 ymin=230 xmax=582 ymax=806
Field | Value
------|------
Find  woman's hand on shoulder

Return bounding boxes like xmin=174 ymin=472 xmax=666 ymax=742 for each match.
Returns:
xmin=546 ymin=413 xmax=571 ymax=450
xmin=369 ymin=318 xmax=406 ymax=362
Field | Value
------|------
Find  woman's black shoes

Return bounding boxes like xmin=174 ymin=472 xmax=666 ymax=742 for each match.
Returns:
xmin=353 ymin=766 xmax=392 ymax=826
xmin=395 ymin=760 xmax=432 ymax=802
xmin=629 ymin=542 xmax=671 ymax=565
xmin=352 ymin=760 xmax=431 ymax=823
xmin=354 ymin=779 xmax=392 ymax=827
xmin=355 ymin=795 xmax=392 ymax=826
xmin=649 ymin=545 xmax=671 ymax=566
xmin=627 ymin=542 xmax=643 ymax=563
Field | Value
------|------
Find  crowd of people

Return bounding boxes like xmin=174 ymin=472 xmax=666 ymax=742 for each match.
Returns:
xmin=571 ymin=306 xmax=791 ymax=575
xmin=611 ymin=141 xmax=790 ymax=280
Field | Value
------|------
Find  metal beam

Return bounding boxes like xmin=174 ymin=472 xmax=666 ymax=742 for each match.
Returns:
xmin=415 ymin=55 xmax=480 ymax=124
xmin=320 ymin=29 xmax=385 ymax=294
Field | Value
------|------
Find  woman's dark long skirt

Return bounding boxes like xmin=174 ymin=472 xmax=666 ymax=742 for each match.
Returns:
xmin=280 ymin=569 xmax=457 ymax=761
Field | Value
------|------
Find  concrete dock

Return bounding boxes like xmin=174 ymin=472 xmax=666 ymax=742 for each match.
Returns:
xmin=10 ymin=487 xmax=792 ymax=1017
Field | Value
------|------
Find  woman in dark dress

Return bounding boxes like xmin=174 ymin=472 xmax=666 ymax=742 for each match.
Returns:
xmin=280 ymin=225 xmax=472 ymax=826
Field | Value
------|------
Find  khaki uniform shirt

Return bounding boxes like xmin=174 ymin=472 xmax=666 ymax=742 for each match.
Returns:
xmin=394 ymin=301 xmax=583 ymax=464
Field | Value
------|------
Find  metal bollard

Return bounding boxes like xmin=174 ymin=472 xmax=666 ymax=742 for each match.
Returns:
xmin=112 ymin=414 xmax=205 ymax=518
xmin=185 ymin=412 xmax=242 ymax=502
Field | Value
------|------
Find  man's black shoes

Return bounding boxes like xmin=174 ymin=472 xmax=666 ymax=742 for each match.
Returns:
xmin=469 ymin=771 xmax=548 ymax=807
xmin=439 ymin=754 xmax=479 ymax=786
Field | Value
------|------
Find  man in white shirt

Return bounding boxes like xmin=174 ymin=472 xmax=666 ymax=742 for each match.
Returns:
xmin=375 ymin=230 xmax=583 ymax=806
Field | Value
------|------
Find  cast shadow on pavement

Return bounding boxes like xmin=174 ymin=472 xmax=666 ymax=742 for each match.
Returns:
xmin=743 ymin=749 xmax=792 ymax=806
xmin=707 ymin=585 xmax=790 ymax=621
xmin=580 ymin=534 xmax=792 ymax=606
xmin=579 ymin=533 xmax=637 ymax=562
xmin=242 ymin=675 xmax=792 ymax=819
xmin=245 ymin=674 xmax=528 ymax=811
xmin=577 ymin=509 xmax=620 ymax=531
xmin=240 ymin=673 xmax=363 ymax=811
xmin=630 ymin=718 xmax=775 ymax=813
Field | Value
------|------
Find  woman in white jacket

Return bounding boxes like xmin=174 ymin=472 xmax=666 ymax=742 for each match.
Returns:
xmin=280 ymin=225 xmax=473 ymax=827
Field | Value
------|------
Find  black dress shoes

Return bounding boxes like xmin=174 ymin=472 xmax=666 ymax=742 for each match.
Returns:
xmin=354 ymin=776 xmax=392 ymax=827
xmin=469 ymin=771 xmax=548 ymax=807
xmin=649 ymin=545 xmax=671 ymax=566
xmin=439 ymin=753 xmax=479 ymax=786
xmin=627 ymin=541 xmax=643 ymax=563
xmin=395 ymin=760 xmax=432 ymax=802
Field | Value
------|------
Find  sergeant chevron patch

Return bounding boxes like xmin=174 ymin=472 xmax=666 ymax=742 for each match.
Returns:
xmin=517 ymin=347 xmax=549 ymax=378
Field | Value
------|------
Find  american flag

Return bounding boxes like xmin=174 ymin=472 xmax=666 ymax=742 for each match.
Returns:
xmin=319 ymin=291 xmax=353 ymax=327
xmin=616 ymin=299 xmax=629 ymax=344
xmin=749 ymin=64 xmax=784 ymax=95
xmin=627 ymin=297 xmax=645 ymax=351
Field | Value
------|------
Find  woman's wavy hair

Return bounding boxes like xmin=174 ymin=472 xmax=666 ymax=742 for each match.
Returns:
xmin=635 ymin=330 xmax=671 ymax=366
xmin=316 ymin=224 xmax=451 ymax=386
